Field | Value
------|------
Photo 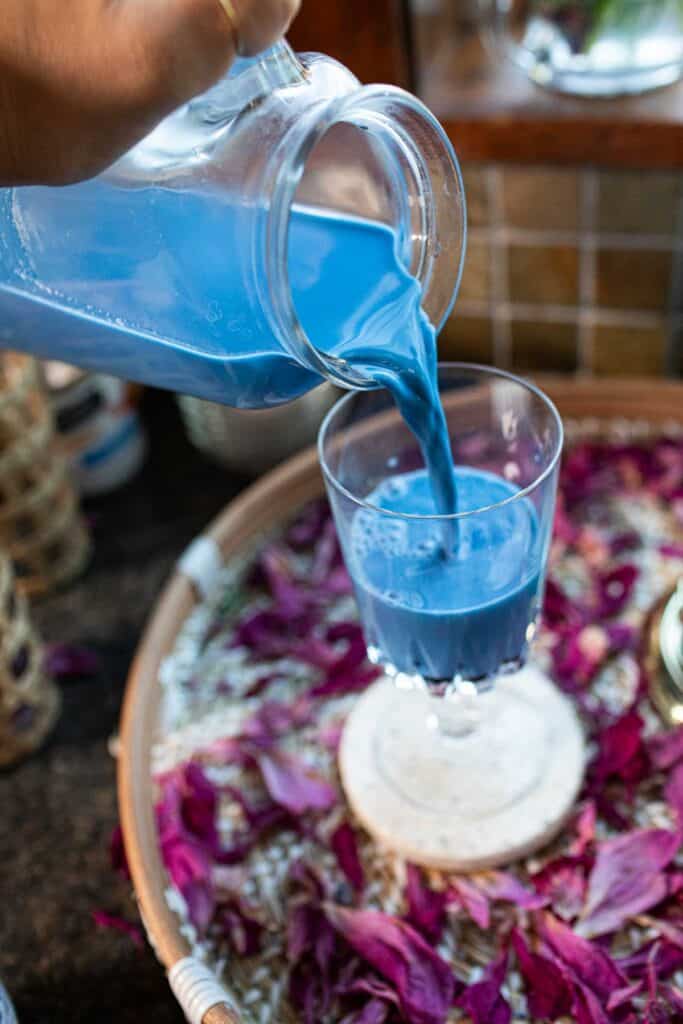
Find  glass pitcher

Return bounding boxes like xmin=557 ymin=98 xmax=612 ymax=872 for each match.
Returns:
xmin=0 ymin=42 xmax=466 ymax=408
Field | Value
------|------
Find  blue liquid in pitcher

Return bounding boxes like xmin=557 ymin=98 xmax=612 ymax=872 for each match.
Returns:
xmin=1 ymin=192 xmax=455 ymax=513
xmin=349 ymin=468 xmax=542 ymax=682
xmin=1 ymin=188 xmax=543 ymax=679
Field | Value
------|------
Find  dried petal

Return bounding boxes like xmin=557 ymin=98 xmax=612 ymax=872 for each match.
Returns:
xmin=180 ymin=762 xmax=219 ymax=846
xmin=532 ymin=856 xmax=587 ymax=921
xmin=570 ymin=801 xmax=597 ymax=856
xmin=405 ymin=865 xmax=446 ymax=941
xmin=607 ymin=981 xmax=644 ymax=1012
xmin=473 ymin=870 xmax=546 ymax=911
xmin=255 ymin=748 xmax=336 ymax=815
xmin=259 ymin=544 xmax=311 ymax=619
xmin=618 ymin=939 xmax=683 ymax=981
xmin=539 ymin=913 xmax=626 ymax=999
xmin=324 ymin=904 xmax=455 ymax=1024
xmin=309 ymin=623 xmax=381 ymax=698
xmin=659 ymin=543 xmax=683 ymax=560
xmin=544 ymin=578 xmax=586 ymax=629
xmin=287 ymin=500 xmax=329 ymax=548
xmin=340 ymin=999 xmax=390 ymax=1024
xmin=455 ymin=951 xmax=511 ymax=1024
xmin=160 ymin=831 xmax=214 ymax=931
xmin=589 ymin=708 xmax=648 ymax=791
xmin=46 ymin=643 xmax=100 ymax=678
xmin=594 ymin=564 xmax=638 ymax=618
xmin=648 ymin=726 xmax=683 ymax=771
xmin=577 ymin=829 xmax=680 ymax=938
xmin=216 ymin=898 xmax=263 ymax=956
xmin=512 ymin=927 xmax=571 ymax=1021
xmin=92 ymin=909 xmax=144 ymax=948
xmin=665 ymin=761 xmax=683 ymax=824
xmin=331 ymin=822 xmax=365 ymax=893
xmin=447 ymin=877 xmax=490 ymax=929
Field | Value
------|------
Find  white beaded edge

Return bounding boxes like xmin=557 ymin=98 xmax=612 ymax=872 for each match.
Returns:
xmin=168 ymin=957 xmax=234 ymax=1024
xmin=178 ymin=538 xmax=224 ymax=599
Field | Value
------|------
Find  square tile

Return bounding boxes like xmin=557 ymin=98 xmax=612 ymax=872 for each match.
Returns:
xmin=591 ymin=323 xmax=669 ymax=377
xmin=502 ymin=167 xmax=579 ymax=232
xmin=461 ymin=164 xmax=489 ymax=228
xmin=508 ymin=245 xmax=579 ymax=306
xmin=596 ymin=249 xmax=673 ymax=312
xmin=511 ymin=320 xmax=578 ymax=373
xmin=458 ymin=241 xmax=490 ymax=303
xmin=597 ymin=171 xmax=682 ymax=236
xmin=439 ymin=316 xmax=494 ymax=364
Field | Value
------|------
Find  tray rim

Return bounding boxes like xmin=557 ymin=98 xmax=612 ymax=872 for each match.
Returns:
xmin=118 ymin=376 xmax=683 ymax=1024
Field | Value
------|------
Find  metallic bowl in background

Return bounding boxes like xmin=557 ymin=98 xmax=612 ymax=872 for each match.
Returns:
xmin=649 ymin=580 xmax=683 ymax=726
xmin=177 ymin=384 xmax=339 ymax=476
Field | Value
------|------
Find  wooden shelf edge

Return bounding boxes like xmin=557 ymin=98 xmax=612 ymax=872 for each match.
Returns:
xmin=437 ymin=115 xmax=683 ymax=169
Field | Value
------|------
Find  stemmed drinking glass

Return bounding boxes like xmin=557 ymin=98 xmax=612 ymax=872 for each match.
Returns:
xmin=319 ymin=364 xmax=583 ymax=869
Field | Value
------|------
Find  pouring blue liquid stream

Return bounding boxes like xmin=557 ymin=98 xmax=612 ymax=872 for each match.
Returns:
xmin=1 ymin=198 xmax=538 ymax=680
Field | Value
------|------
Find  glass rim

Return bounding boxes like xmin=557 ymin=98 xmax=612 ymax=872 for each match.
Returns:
xmin=317 ymin=362 xmax=564 ymax=522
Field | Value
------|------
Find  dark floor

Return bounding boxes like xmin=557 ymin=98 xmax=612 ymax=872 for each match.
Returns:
xmin=0 ymin=390 xmax=248 ymax=1023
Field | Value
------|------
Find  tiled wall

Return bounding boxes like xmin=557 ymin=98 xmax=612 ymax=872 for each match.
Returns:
xmin=439 ymin=166 xmax=683 ymax=376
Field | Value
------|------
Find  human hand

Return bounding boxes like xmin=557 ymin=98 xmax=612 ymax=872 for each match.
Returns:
xmin=0 ymin=0 xmax=300 ymax=186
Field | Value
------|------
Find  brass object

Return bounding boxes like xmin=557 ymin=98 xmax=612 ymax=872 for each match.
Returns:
xmin=648 ymin=581 xmax=683 ymax=726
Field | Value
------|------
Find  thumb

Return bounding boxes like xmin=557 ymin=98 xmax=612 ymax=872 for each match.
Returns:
xmin=131 ymin=0 xmax=301 ymax=107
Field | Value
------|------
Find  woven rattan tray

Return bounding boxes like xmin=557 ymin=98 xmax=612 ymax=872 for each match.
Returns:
xmin=119 ymin=377 xmax=683 ymax=1024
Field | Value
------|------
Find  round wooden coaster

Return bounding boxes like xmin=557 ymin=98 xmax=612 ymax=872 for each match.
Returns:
xmin=339 ymin=666 xmax=585 ymax=871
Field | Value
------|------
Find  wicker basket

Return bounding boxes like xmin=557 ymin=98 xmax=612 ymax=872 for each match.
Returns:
xmin=0 ymin=354 xmax=91 ymax=596
xmin=119 ymin=378 xmax=683 ymax=1024
xmin=0 ymin=549 xmax=59 ymax=767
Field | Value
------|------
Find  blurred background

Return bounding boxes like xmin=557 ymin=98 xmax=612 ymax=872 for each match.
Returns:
xmin=290 ymin=0 xmax=683 ymax=380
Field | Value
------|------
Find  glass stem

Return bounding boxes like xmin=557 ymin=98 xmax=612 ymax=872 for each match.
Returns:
xmin=426 ymin=680 xmax=481 ymax=740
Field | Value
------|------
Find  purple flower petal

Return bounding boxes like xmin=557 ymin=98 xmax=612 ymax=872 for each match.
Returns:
xmin=618 ymin=939 xmax=683 ymax=981
xmin=318 ymin=720 xmax=344 ymax=753
xmin=241 ymin=698 xmax=312 ymax=744
xmin=455 ymin=951 xmax=511 ymax=1024
xmin=331 ymin=822 xmax=365 ymax=893
xmin=258 ymin=544 xmax=311 ymax=619
xmin=340 ymin=999 xmax=390 ymax=1024
xmin=532 ymin=856 xmax=587 ymax=921
xmin=180 ymin=762 xmax=219 ymax=845
xmin=539 ymin=912 xmax=627 ymax=999
xmin=594 ymin=564 xmax=638 ymax=618
xmin=570 ymin=801 xmax=597 ymax=856
xmin=665 ymin=761 xmax=683 ymax=824
xmin=324 ymin=904 xmax=455 ymax=1024
xmin=589 ymin=708 xmax=648 ymax=792
xmin=447 ymin=877 xmax=490 ymax=929
xmin=607 ymin=981 xmax=645 ymax=1012
xmin=512 ymin=927 xmax=572 ymax=1021
xmin=659 ymin=542 xmax=683 ymax=559
xmin=160 ymin=831 xmax=214 ymax=931
xmin=577 ymin=829 xmax=680 ymax=938
xmin=216 ymin=897 xmax=263 ymax=956
xmin=255 ymin=748 xmax=336 ymax=815
xmin=309 ymin=623 xmax=381 ymax=699
xmin=648 ymin=726 xmax=683 ymax=770
xmin=287 ymin=500 xmax=329 ymax=548
xmin=46 ymin=643 xmax=100 ymax=678
xmin=473 ymin=871 xmax=546 ymax=911
xmin=404 ymin=865 xmax=447 ymax=942
xmin=544 ymin=578 xmax=586 ymax=628
xmin=92 ymin=909 xmax=144 ymax=948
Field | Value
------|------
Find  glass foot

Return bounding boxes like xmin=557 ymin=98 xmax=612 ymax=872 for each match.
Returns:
xmin=339 ymin=666 xmax=585 ymax=871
